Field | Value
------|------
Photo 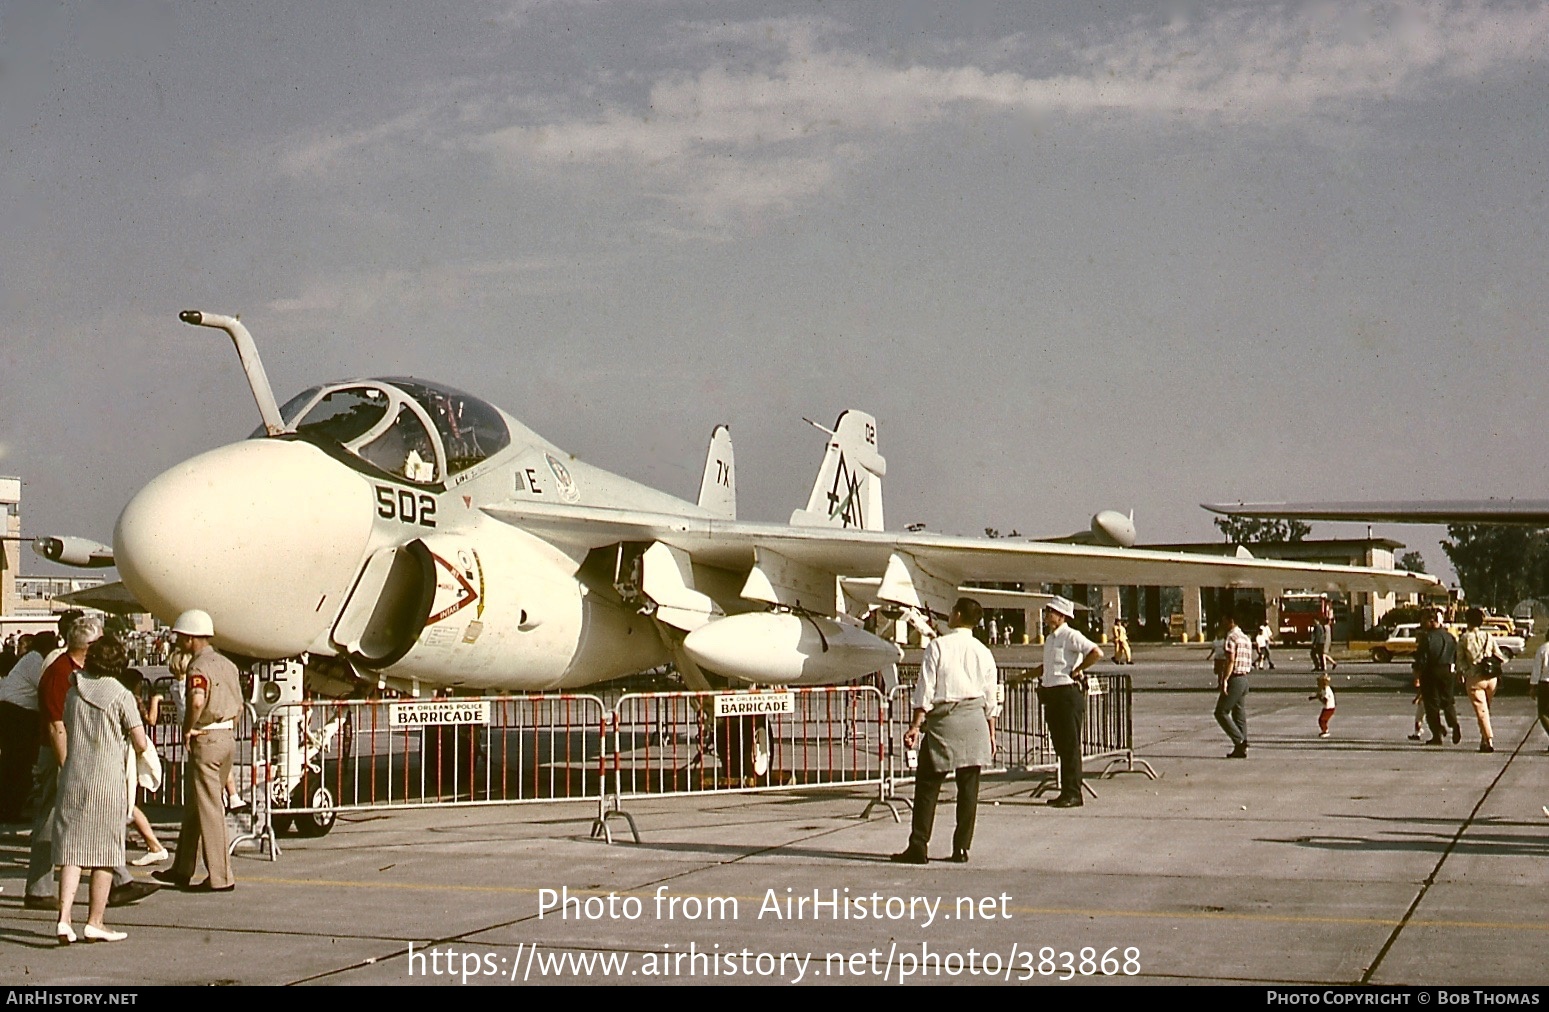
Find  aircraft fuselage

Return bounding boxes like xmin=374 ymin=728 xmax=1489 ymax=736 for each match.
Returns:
xmin=114 ymin=378 xmax=680 ymax=693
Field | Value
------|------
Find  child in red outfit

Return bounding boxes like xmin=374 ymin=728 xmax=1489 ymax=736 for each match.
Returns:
xmin=1310 ymin=673 xmax=1336 ymax=738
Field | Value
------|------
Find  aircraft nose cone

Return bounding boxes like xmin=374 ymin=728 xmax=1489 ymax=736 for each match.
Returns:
xmin=115 ymin=439 xmax=376 ymax=657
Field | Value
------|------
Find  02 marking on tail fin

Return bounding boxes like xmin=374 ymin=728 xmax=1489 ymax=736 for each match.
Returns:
xmin=790 ymin=410 xmax=886 ymax=531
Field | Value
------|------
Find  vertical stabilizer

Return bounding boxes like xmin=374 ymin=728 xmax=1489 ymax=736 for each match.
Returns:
xmin=697 ymin=424 xmax=736 ymax=519
xmin=790 ymin=410 xmax=886 ymax=530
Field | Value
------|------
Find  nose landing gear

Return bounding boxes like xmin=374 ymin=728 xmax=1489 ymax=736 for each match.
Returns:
xmin=272 ymin=784 xmax=337 ymax=838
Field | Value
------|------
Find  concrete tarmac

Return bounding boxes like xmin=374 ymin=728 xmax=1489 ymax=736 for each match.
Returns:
xmin=3 ymin=651 xmax=1547 ymax=987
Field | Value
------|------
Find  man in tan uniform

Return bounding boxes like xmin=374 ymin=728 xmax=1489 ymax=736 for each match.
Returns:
xmin=154 ymin=609 xmax=242 ymax=892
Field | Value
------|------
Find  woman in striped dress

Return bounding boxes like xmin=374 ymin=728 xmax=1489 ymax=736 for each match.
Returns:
xmin=53 ymin=637 xmax=152 ymax=944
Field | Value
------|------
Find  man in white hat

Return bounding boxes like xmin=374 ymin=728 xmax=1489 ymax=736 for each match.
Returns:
xmin=1029 ymin=596 xmax=1102 ymax=808
xmin=154 ymin=609 xmax=242 ymax=892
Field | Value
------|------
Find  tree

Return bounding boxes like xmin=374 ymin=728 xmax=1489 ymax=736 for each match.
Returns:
xmin=1396 ymin=550 xmax=1426 ymax=574
xmin=1440 ymin=524 xmax=1547 ymax=613
xmin=1212 ymin=516 xmax=1312 ymax=544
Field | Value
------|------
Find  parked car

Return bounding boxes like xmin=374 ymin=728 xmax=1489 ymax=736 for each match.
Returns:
xmin=1371 ymin=620 xmax=1523 ymax=663
xmin=1480 ymin=618 xmax=1525 ymax=659
xmin=1370 ymin=624 xmax=1419 ymax=664
xmin=1451 ymin=615 xmax=1527 ymax=657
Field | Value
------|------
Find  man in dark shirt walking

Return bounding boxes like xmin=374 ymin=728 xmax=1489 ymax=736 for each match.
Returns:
xmin=1413 ymin=608 xmax=1462 ymax=746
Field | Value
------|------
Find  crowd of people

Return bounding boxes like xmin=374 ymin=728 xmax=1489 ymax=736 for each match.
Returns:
xmin=2 ymin=629 xmax=178 ymax=675
xmin=0 ymin=607 xmax=243 ymax=943
xmin=1203 ymin=604 xmax=1516 ymax=757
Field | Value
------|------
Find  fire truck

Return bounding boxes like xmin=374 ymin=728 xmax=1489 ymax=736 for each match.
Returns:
xmin=1278 ymin=593 xmax=1332 ymax=644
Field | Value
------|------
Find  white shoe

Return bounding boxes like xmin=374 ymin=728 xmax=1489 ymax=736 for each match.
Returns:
xmin=56 ymin=922 xmax=75 ymax=946
xmin=130 ymin=849 xmax=170 ymax=866
xmin=82 ymin=924 xmax=128 ymax=943
xmin=1319 ymin=731 xmax=1330 ymax=738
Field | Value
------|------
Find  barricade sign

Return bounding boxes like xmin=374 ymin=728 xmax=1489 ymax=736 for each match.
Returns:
xmin=390 ymin=700 xmax=491 ymax=726
xmin=712 ymin=691 xmax=794 ymax=718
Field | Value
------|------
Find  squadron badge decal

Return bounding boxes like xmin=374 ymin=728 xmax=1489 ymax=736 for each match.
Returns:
xmin=546 ymin=453 xmax=581 ymax=503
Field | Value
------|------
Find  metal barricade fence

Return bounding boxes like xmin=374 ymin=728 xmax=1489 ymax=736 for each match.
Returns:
xmin=139 ymin=671 xmax=1152 ymax=855
xmin=138 ymin=701 xmax=257 ymax=810
xmin=607 ymin=686 xmax=888 ymax=799
xmin=891 ymin=666 xmax=1154 ymax=794
xmin=255 ymin=694 xmax=609 ymax=821
xmin=147 ymin=687 xmax=895 ymax=853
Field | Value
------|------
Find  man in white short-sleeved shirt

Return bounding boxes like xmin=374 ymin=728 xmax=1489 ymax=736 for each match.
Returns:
xmin=1030 ymin=596 xmax=1102 ymax=808
xmin=892 ymin=597 xmax=999 ymax=865
xmin=0 ymin=633 xmax=51 ymax=822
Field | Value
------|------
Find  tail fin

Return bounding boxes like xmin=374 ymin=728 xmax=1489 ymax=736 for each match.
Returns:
xmin=789 ymin=410 xmax=886 ymax=530
xmin=696 ymin=424 xmax=736 ymax=519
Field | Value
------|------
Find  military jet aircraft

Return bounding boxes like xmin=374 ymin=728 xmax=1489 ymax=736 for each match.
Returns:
xmin=45 ymin=311 xmax=1440 ymax=699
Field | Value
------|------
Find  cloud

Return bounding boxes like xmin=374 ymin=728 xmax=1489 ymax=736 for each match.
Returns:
xmin=272 ymin=4 xmax=1549 ymax=227
xmin=472 ymin=3 xmax=1549 ymax=223
xmin=265 ymin=257 xmax=560 ymax=316
xmin=277 ymin=107 xmax=442 ymax=179
xmin=1067 ymin=1 xmax=1549 ymax=118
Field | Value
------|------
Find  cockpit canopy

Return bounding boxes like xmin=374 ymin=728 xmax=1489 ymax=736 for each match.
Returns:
xmin=266 ymin=379 xmax=511 ymax=486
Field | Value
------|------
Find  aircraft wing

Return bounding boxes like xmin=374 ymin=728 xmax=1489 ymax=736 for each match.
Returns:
xmin=839 ymin=579 xmax=1079 ymax=612
xmin=1204 ymin=500 xmax=1549 ymax=526
xmin=487 ymin=501 xmax=1443 ymax=600
xmin=54 ymin=581 xmax=146 ymax=615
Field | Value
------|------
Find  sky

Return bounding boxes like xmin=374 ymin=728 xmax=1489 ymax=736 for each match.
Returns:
xmin=3 ymin=0 xmax=1547 ymax=588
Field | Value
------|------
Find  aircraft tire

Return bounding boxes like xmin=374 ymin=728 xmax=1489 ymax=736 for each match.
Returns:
xmin=291 ymin=785 xmax=337 ymax=838
xmin=716 ymin=716 xmax=770 ymax=785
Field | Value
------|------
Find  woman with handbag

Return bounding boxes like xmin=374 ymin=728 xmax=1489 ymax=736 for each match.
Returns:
xmin=1458 ymin=608 xmax=1507 ymax=753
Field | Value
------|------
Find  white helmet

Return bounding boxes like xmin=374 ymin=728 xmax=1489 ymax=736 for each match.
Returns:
xmin=171 ymin=609 xmax=215 ymax=638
